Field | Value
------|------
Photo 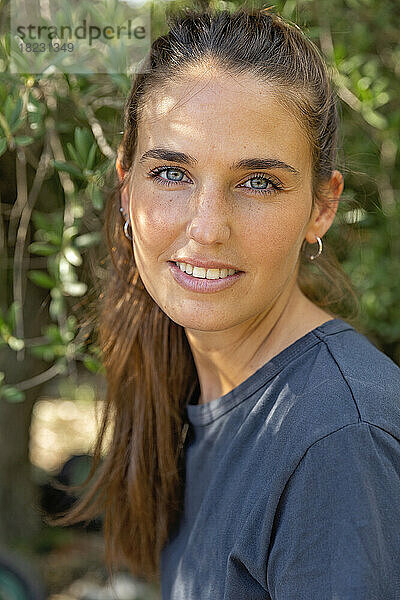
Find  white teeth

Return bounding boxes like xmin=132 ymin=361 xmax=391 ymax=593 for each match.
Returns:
xmin=192 ymin=266 xmax=206 ymax=278
xmin=176 ymin=262 xmax=237 ymax=279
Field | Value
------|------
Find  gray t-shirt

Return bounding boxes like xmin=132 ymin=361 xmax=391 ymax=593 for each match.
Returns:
xmin=160 ymin=318 xmax=400 ymax=599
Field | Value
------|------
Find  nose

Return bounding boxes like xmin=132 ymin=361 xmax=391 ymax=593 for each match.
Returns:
xmin=186 ymin=187 xmax=231 ymax=245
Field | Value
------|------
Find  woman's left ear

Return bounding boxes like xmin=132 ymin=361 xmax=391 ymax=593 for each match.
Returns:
xmin=116 ymin=155 xmax=125 ymax=182
xmin=305 ymin=170 xmax=344 ymax=243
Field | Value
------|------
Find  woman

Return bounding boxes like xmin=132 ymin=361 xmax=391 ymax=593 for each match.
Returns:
xmin=48 ymin=7 xmax=400 ymax=599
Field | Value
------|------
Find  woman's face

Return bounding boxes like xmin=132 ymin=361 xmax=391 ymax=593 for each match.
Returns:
xmin=119 ymin=69 xmax=337 ymax=331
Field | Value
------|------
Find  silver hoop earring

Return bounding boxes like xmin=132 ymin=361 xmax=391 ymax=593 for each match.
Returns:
xmin=309 ymin=236 xmax=323 ymax=260
xmin=120 ymin=206 xmax=133 ymax=242
xmin=123 ymin=219 xmax=133 ymax=241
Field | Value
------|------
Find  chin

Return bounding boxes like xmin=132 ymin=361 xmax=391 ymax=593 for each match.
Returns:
xmin=165 ymin=308 xmax=239 ymax=332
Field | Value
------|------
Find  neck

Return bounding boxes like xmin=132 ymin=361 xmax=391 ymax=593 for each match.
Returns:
xmin=185 ymin=279 xmax=333 ymax=405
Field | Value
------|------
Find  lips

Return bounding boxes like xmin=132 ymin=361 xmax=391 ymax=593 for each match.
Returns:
xmin=167 ymin=261 xmax=243 ymax=293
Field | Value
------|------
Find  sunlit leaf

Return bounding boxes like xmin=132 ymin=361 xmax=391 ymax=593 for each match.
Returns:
xmin=74 ymin=231 xmax=102 ymax=248
xmin=64 ymin=246 xmax=82 ymax=266
xmin=62 ymin=281 xmax=88 ymax=296
xmin=49 ymin=296 xmax=65 ymax=321
xmin=7 ymin=336 xmax=25 ymax=351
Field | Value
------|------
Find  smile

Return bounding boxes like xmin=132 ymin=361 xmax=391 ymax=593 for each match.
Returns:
xmin=167 ymin=261 xmax=244 ymax=294
xmin=174 ymin=261 xmax=238 ymax=279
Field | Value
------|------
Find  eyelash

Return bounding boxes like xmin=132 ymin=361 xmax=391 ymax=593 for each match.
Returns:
xmin=146 ymin=166 xmax=284 ymax=196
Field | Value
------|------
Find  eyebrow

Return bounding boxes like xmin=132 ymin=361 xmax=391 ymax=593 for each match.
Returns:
xmin=138 ymin=147 xmax=300 ymax=175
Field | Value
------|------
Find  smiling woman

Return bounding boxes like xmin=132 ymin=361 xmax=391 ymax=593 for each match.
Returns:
xmin=44 ymin=7 xmax=400 ymax=600
xmin=116 ymin=69 xmax=345 ymax=340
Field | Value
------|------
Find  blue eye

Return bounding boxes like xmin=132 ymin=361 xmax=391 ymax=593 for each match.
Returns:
xmin=148 ymin=166 xmax=190 ymax=186
xmin=147 ymin=166 xmax=283 ymax=196
xmin=239 ymin=175 xmax=283 ymax=195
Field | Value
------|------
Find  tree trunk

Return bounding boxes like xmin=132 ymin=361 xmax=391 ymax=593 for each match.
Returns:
xmin=0 ymin=359 xmax=44 ymax=548
xmin=0 ymin=285 xmax=51 ymax=550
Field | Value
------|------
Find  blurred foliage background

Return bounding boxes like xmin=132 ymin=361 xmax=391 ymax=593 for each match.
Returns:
xmin=0 ymin=0 xmax=399 ymax=596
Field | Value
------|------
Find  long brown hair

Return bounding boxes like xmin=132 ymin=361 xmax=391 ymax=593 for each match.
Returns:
xmin=44 ymin=6 xmax=360 ymax=584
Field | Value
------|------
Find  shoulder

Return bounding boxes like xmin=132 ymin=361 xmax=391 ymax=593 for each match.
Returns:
xmin=296 ymin=420 xmax=400 ymax=474
xmin=309 ymin=320 xmax=400 ymax=440
xmin=264 ymin=319 xmax=400 ymax=460
xmin=311 ymin=318 xmax=400 ymax=384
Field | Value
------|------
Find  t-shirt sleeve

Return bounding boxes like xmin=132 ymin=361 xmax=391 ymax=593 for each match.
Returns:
xmin=266 ymin=421 xmax=400 ymax=600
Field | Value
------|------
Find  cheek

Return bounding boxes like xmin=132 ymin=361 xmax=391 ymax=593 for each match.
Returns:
xmin=133 ymin=194 xmax=180 ymax=251
xmin=244 ymin=203 xmax=307 ymax=273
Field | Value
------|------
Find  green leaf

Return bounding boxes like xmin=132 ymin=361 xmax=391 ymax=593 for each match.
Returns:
xmin=15 ymin=135 xmax=34 ymax=146
xmin=86 ymin=142 xmax=97 ymax=170
xmin=28 ymin=270 xmax=57 ymax=289
xmin=361 ymin=107 xmax=387 ymax=130
xmin=67 ymin=315 xmax=77 ymax=330
xmin=0 ymin=35 xmax=10 ymax=60
xmin=7 ymin=301 xmax=21 ymax=332
xmin=83 ymin=355 xmax=102 ymax=374
xmin=10 ymin=117 xmax=26 ymax=134
xmin=0 ymin=385 xmax=25 ymax=403
xmin=66 ymin=142 xmax=81 ymax=165
xmin=4 ymin=96 xmax=13 ymax=122
xmin=0 ymin=321 xmax=11 ymax=340
xmin=30 ymin=346 xmax=55 ymax=361
xmin=50 ymin=344 xmax=66 ymax=357
xmin=31 ymin=209 xmax=63 ymax=234
xmin=55 ymin=358 xmax=68 ymax=375
xmin=51 ymin=160 xmax=85 ymax=179
xmin=28 ymin=242 xmax=58 ymax=255
xmin=43 ymin=323 xmax=63 ymax=343
xmin=74 ymin=231 xmax=102 ymax=248
xmin=87 ymin=183 xmax=103 ymax=210
xmin=10 ymin=96 xmax=22 ymax=125
xmin=43 ymin=231 xmax=62 ymax=245
xmin=0 ymin=138 xmax=7 ymax=157
xmin=74 ymin=127 xmax=92 ymax=164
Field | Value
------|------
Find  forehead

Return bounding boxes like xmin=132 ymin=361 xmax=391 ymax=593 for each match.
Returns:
xmin=137 ymin=68 xmax=311 ymax=174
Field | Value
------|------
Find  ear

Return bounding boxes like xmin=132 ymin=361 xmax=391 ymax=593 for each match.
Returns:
xmin=116 ymin=155 xmax=130 ymax=216
xmin=116 ymin=155 xmax=125 ymax=182
xmin=304 ymin=170 xmax=344 ymax=244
